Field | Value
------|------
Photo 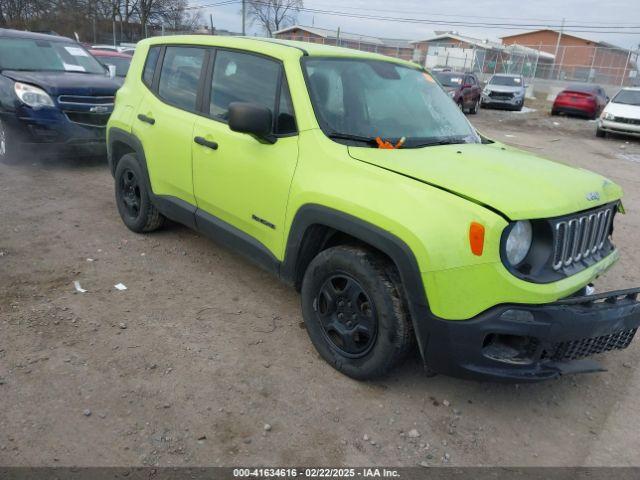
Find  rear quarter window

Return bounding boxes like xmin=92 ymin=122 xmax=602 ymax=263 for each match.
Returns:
xmin=142 ymin=46 xmax=161 ymax=87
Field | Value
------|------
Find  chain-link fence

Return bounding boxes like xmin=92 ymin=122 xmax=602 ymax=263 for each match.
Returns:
xmin=275 ymin=31 xmax=640 ymax=90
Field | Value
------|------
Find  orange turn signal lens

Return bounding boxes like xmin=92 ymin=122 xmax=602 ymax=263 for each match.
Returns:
xmin=469 ymin=222 xmax=485 ymax=256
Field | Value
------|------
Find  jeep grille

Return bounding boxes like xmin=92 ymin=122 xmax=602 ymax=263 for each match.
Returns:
xmin=551 ymin=204 xmax=615 ymax=271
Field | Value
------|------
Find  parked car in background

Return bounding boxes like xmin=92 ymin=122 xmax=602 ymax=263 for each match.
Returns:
xmin=481 ymin=74 xmax=526 ymax=111
xmin=434 ymin=71 xmax=481 ymax=114
xmin=552 ymin=84 xmax=608 ymax=119
xmin=596 ymin=88 xmax=640 ymax=138
xmin=91 ymin=44 xmax=136 ymax=55
xmin=0 ymin=28 xmax=121 ymax=163
xmin=90 ymin=49 xmax=132 ymax=79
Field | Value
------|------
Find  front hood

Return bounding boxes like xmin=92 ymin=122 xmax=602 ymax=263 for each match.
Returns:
xmin=604 ymin=102 xmax=640 ymax=119
xmin=1 ymin=70 xmax=120 ymax=96
xmin=485 ymin=85 xmax=523 ymax=93
xmin=348 ymin=143 xmax=622 ymax=220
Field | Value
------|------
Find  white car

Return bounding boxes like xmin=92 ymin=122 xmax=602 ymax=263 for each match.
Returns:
xmin=597 ymin=88 xmax=640 ymax=138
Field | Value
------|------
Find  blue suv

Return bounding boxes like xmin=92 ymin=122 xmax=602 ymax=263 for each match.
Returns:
xmin=0 ymin=29 xmax=122 ymax=163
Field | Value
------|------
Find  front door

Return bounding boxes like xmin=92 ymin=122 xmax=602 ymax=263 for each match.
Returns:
xmin=192 ymin=49 xmax=299 ymax=259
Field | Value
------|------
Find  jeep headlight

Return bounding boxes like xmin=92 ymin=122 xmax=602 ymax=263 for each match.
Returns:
xmin=448 ymin=90 xmax=456 ymax=98
xmin=14 ymin=82 xmax=54 ymax=108
xmin=483 ymin=88 xmax=491 ymax=96
xmin=603 ymin=112 xmax=615 ymax=120
xmin=505 ymin=220 xmax=533 ymax=266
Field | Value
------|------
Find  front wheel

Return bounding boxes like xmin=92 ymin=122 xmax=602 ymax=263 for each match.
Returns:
xmin=301 ymin=245 xmax=415 ymax=380
xmin=596 ymin=126 xmax=607 ymax=138
xmin=0 ymin=119 xmax=19 ymax=165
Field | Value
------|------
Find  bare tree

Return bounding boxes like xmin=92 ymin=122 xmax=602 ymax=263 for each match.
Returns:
xmin=246 ymin=0 xmax=302 ymax=37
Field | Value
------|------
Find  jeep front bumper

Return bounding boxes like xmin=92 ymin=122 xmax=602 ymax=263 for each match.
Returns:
xmin=417 ymin=288 xmax=640 ymax=382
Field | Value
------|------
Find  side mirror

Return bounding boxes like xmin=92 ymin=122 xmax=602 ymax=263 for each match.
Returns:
xmin=606 ymin=96 xmax=610 ymax=102
xmin=228 ymin=102 xmax=276 ymax=144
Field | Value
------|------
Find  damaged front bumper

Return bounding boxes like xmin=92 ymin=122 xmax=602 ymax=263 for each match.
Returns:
xmin=419 ymin=288 xmax=640 ymax=382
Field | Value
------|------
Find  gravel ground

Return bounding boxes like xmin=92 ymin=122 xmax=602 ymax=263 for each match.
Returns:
xmin=2 ymin=100 xmax=640 ymax=467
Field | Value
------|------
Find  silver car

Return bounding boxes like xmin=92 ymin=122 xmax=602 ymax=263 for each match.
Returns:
xmin=481 ymin=74 xmax=526 ymax=111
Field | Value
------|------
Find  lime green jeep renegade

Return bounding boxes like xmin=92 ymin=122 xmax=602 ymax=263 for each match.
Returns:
xmin=107 ymin=36 xmax=640 ymax=382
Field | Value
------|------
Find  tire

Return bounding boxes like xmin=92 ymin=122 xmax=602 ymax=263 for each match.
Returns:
xmin=114 ymin=153 xmax=165 ymax=233
xmin=0 ymin=118 xmax=19 ymax=165
xmin=301 ymin=245 xmax=415 ymax=380
xmin=551 ymin=109 xmax=558 ymax=116
xmin=596 ymin=126 xmax=606 ymax=138
xmin=457 ymin=100 xmax=465 ymax=113
xmin=469 ymin=98 xmax=480 ymax=114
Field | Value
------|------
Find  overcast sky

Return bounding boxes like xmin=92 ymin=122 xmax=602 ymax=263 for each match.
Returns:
xmin=199 ymin=0 xmax=640 ymax=49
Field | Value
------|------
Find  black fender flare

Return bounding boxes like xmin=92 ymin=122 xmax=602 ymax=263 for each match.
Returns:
xmin=280 ymin=204 xmax=432 ymax=358
xmin=107 ymin=127 xmax=197 ymax=229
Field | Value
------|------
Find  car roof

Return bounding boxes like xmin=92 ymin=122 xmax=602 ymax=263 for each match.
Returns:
xmin=90 ymin=49 xmax=132 ymax=58
xmin=142 ymin=35 xmax=419 ymax=68
xmin=564 ymin=84 xmax=600 ymax=93
xmin=491 ymin=73 xmax=522 ymax=78
xmin=0 ymin=27 xmax=73 ymax=42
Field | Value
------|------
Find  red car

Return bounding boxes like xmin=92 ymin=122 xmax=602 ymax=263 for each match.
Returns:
xmin=434 ymin=71 xmax=482 ymax=114
xmin=552 ymin=84 xmax=609 ymax=119
xmin=89 ymin=49 xmax=132 ymax=79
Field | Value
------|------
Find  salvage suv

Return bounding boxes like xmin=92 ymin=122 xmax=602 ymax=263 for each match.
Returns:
xmin=107 ymin=36 xmax=640 ymax=382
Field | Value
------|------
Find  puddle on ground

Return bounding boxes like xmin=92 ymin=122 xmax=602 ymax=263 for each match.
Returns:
xmin=617 ymin=153 xmax=640 ymax=163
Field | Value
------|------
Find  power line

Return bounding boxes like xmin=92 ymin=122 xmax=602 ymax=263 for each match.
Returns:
xmin=226 ymin=0 xmax=640 ymax=34
xmin=187 ymin=0 xmax=640 ymax=35
xmin=301 ymin=1 xmax=640 ymax=27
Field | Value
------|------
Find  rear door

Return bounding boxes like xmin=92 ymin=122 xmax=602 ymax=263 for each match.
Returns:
xmin=191 ymin=49 xmax=299 ymax=258
xmin=132 ymin=45 xmax=207 ymax=205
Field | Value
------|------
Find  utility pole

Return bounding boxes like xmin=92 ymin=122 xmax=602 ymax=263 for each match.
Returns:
xmin=553 ymin=17 xmax=565 ymax=79
xmin=336 ymin=26 xmax=340 ymax=47
xmin=242 ymin=0 xmax=246 ymax=35
xmin=210 ymin=14 xmax=214 ymax=34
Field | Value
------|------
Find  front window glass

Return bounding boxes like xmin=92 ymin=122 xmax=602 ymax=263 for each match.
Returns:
xmin=0 ymin=38 xmax=105 ymax=74
xmin=434 ymin=72 xmax=463 ymax=87
xmin=158 ymin=46 xmax=206 ymax=111
xmin=209 ymin=50 xmax=281 ymax=122
xmin=489 ymin=75 xmax=522 ymax=86
xmin=612 ymin=89 xmax=640 ymax=106
xmin=303 ymin=58 xmax=479 ymax=147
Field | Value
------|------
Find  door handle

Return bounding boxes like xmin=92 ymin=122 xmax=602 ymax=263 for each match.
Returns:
xmin=137 ymin=114 xmax=155 ymax=125
xmin=194 ymin=136 xmax=218 ymax=150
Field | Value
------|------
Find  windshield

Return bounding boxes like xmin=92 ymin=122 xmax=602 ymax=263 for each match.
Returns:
xmin=489 ymin=75 xmax=522 ymax=87
xmin=96 ymin=56 xmax=131 ymax=77
xmin=612 ymin=89 xmax=640 ymax=106
xmin=303 ymin=58 xmax=480 ymax=147
xmin=434 ymin=72 xmax=463 ymax=88
xmin=0 ymin=38 xmax=106 ymax=74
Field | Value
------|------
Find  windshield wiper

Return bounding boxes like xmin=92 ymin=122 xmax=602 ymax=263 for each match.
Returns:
xmin=326 ymin=132 xmax=378 ymax=146
xmin=408 ymin=137 xmax=471 ymax=148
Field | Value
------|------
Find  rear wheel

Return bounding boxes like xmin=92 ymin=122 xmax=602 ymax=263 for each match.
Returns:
xmin=469 ymin=98 xmax=480 ymax=114
xmin=115 ymin=153 xmax=165 ymax=233
xmin=301 ymin=245 xmax=415 ymax=380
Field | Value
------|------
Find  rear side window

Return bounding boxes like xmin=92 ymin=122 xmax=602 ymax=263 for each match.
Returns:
xmin=158 ymin=46 xmax=206 ymax=111
xmin=142 ymin=46 xmax=160 ymax=87
xmin=209 ymin=50 xmax=281 ymax=122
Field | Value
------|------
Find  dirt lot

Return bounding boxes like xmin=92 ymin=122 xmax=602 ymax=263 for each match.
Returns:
xmin=2 ymin=100 xmax=640 ymax=467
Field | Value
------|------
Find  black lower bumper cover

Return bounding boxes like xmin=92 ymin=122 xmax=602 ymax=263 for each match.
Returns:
xmin=418 ymin=288 xmax=640 ymax=382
